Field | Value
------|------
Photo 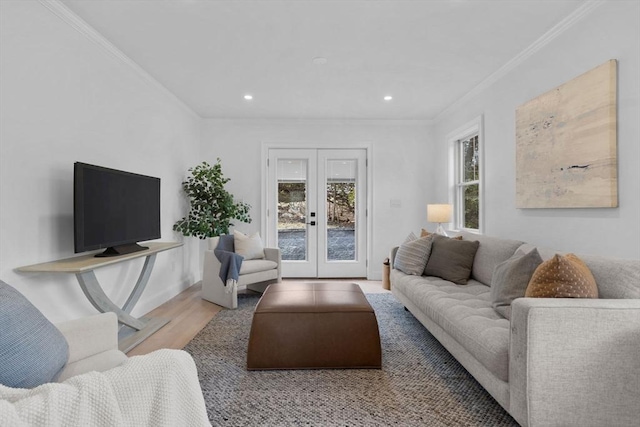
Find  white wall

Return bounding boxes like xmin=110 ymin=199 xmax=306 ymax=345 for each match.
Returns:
xmin=0 ymin=1 xmax=202 ymax=322
xmin=431 ymin=1 xmax=640 ymax=259
xmin=201 ymin=119 xmax=433 ymax=279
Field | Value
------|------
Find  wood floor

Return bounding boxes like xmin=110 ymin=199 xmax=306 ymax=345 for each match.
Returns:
xmin=126 ymin=279 xmax=388 ymax=356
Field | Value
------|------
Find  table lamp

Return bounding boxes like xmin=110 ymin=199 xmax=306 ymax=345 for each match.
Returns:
xmin=427 ymin=204 xmax=452 ymax=237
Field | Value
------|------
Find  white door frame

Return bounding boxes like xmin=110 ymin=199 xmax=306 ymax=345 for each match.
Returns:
xmin=261 ymin=141 xmax=373 ymax=279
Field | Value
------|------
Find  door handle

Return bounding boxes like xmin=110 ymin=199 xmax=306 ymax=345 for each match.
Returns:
xmin=307 ymin=221 xmax=316 ymax=226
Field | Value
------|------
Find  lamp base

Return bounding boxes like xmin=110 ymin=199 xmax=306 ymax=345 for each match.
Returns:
xmin=435 ymin=224 xmax=449 ymax=237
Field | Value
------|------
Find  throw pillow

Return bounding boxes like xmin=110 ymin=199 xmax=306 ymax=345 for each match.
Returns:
xmin=404 ymin=232 xmax=418 ymax=243
xmin=490 ymin=248 xmax=543 ymax=319
xmin=233 ymin=230 xmax=265 ymax=260
xmin=0 ymin=281 xmax=69 ymax=388
xmin=424 ymin=235 xmax=480 ymax=285
xmin=525 ymin=254 xmax=598 ymax=298
xmin=394 ymin=235 xmax=434 ymax=275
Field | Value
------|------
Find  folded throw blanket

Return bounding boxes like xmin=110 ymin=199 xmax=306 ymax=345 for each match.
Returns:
xmin=215 ymin=234 xmax=244 ymax=293
xmin=0 ymin=349 xmax=211 ymax=427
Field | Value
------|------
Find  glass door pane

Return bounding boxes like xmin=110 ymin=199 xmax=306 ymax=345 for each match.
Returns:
xmin=325 ymin=159 xmax=356 ymax=261
xmin=277 ymin=159 xmax=307 ymax=261
xmin=317 ymin=149 xmax=366 ymax=278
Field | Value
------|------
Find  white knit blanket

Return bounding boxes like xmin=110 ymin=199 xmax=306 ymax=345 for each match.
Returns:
xmin=0 ymin=349 xmax=211 ymax=427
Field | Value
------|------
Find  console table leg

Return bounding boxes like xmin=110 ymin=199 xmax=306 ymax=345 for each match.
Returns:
xmin=122 ymin=254 xmax=156 ymax=314
xmin=76 ymin=270 xmax=146 ymax=330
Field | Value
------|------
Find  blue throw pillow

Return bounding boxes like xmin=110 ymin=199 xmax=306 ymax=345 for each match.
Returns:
xmin=0 ymin=280 xmax=69 ymax=388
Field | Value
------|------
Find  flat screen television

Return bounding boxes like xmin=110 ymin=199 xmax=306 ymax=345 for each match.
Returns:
xmin=74 ymin=162 xmax=161 ymax=257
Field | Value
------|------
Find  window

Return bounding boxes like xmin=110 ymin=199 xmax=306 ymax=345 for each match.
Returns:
xmin=456 ymin=135 xmax=480 ymax=230
xmin=448 ymin=117 xmax=483 ymax=232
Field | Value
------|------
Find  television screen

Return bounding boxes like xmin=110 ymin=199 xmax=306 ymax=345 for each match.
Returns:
xmin=74 ymin=162 xmax=160 ymax=257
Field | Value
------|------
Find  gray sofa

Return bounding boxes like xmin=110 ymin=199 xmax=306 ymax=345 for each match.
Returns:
xmin=390 ymin=231 xmax=640 ymax=427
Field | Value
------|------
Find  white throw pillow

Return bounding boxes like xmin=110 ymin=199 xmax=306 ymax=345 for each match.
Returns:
xmin=233 ymin=230 xmax=265 ymax=260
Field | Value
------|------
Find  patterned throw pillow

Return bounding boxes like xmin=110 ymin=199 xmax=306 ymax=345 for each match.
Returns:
xmin=0 ymin=281 xmax=69 ymax=388
xmin=490 ymin=248 xmax=543 ymax=319
xmin=404 ymin=232 xmax=418 ymax=243
xmin=394 ymin=235 xmax=434 ymax=275
xmin=525 ymin=254 xmax=598 ymax=298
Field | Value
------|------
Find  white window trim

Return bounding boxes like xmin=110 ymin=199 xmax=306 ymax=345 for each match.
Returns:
xmin=447 ymin=115 xmax=484 ymax=233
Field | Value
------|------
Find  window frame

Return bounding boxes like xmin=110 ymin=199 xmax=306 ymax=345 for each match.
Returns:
xmin=447 ymin=116 xmax=484 ymax=233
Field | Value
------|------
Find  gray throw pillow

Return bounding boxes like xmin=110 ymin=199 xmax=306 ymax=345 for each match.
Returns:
xmin=0 ymin=280 xmax=69 ymax=388
xmin=394 ymin=235 xmax=434 ymax=275
xmin=424 ymin=235 xmax=480 ymax=285
xmin=490 ymin=249 xmax=543 ymax=319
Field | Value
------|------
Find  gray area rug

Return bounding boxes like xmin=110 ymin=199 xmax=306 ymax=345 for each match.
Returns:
xmin=184 ymin=293 xmax=517 ymax=426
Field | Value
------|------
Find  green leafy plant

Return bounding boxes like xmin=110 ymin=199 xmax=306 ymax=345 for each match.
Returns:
xmin=173 ymin=159 xmax=251 ymax=239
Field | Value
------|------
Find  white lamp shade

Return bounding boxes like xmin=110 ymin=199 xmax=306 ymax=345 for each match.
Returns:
xmin=427 ymin=204 xmax=453 ymax=223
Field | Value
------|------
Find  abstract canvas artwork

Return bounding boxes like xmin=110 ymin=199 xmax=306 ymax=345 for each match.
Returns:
xmin=515 ymin=60 xmax=617 ymax=208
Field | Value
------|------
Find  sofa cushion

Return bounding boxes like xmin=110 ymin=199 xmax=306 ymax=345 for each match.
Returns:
xmin=525 ymin=254 xmax=598 ymax=298
xmin=240 ymin=259 xmax=278 ymax=275
xmin=0 ymin=281 xmax=69 ymax=388
xmin=579 ymin=254 xmax=640 ymax=299
xmin=391 ymin=272 xmax=509 ymax=381
xmin=457 ymin=231 xmax=524 ymax=286
xmin=424 ymin=235 xmax=479 ymax=285
xmin=490 ymin=248 xmax=543 ymax=319
xmin=394 ymin=235 xmax=434 ymax=275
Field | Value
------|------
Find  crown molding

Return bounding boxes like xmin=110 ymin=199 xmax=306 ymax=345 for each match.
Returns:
xmin=433 ymin=0 xmax=606 ymax=123
xmin=205 ymin=117 xmax=433 ymax=126
xmin=38 ymin=0 xmax=201 ymax=120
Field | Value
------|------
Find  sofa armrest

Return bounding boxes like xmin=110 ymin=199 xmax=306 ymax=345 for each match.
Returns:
xmin=264 ymin=247 xmax=282 ymax=282
xmin=55 ymin=312 xmax=120 ymax=364
xmin=509 ymin=298 xmax=640 ymax=427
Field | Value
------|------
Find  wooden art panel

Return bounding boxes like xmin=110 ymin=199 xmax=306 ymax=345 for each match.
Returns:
xmin=516 ymin=60 xmax=617 ymax=208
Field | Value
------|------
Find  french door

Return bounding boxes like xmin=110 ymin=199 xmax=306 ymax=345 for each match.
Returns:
xmin=266 ymin=148 xmax=367 ymax=278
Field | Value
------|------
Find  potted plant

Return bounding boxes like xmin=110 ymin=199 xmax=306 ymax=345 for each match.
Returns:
xmin=173 ymin=159 xmax=251 ymax=240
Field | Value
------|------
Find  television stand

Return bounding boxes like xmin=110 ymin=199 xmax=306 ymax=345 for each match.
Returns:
xmin=95 ymin=243 xmax=149 ymax=258
xmin=18 ymin=242 xmax=182 ymax=353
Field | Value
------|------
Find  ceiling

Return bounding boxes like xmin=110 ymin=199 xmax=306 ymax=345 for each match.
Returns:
xmin=61 ymin=0 xmax=585 ymax=120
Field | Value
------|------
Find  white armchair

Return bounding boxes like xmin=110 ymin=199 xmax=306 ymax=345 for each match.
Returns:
xmin=1 ymin=280 xmax=209 ymax=426
xmin=202 ymin=236 xmax=282 ymax=309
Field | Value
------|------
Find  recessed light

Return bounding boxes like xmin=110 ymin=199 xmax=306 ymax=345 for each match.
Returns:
xmin=244 ymin=94 xmax=253 ymax=100
xmin=312 ymin=57 xmax=327 ymax=65
xmin=384 ymin=95 xmax=393 ymax=101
